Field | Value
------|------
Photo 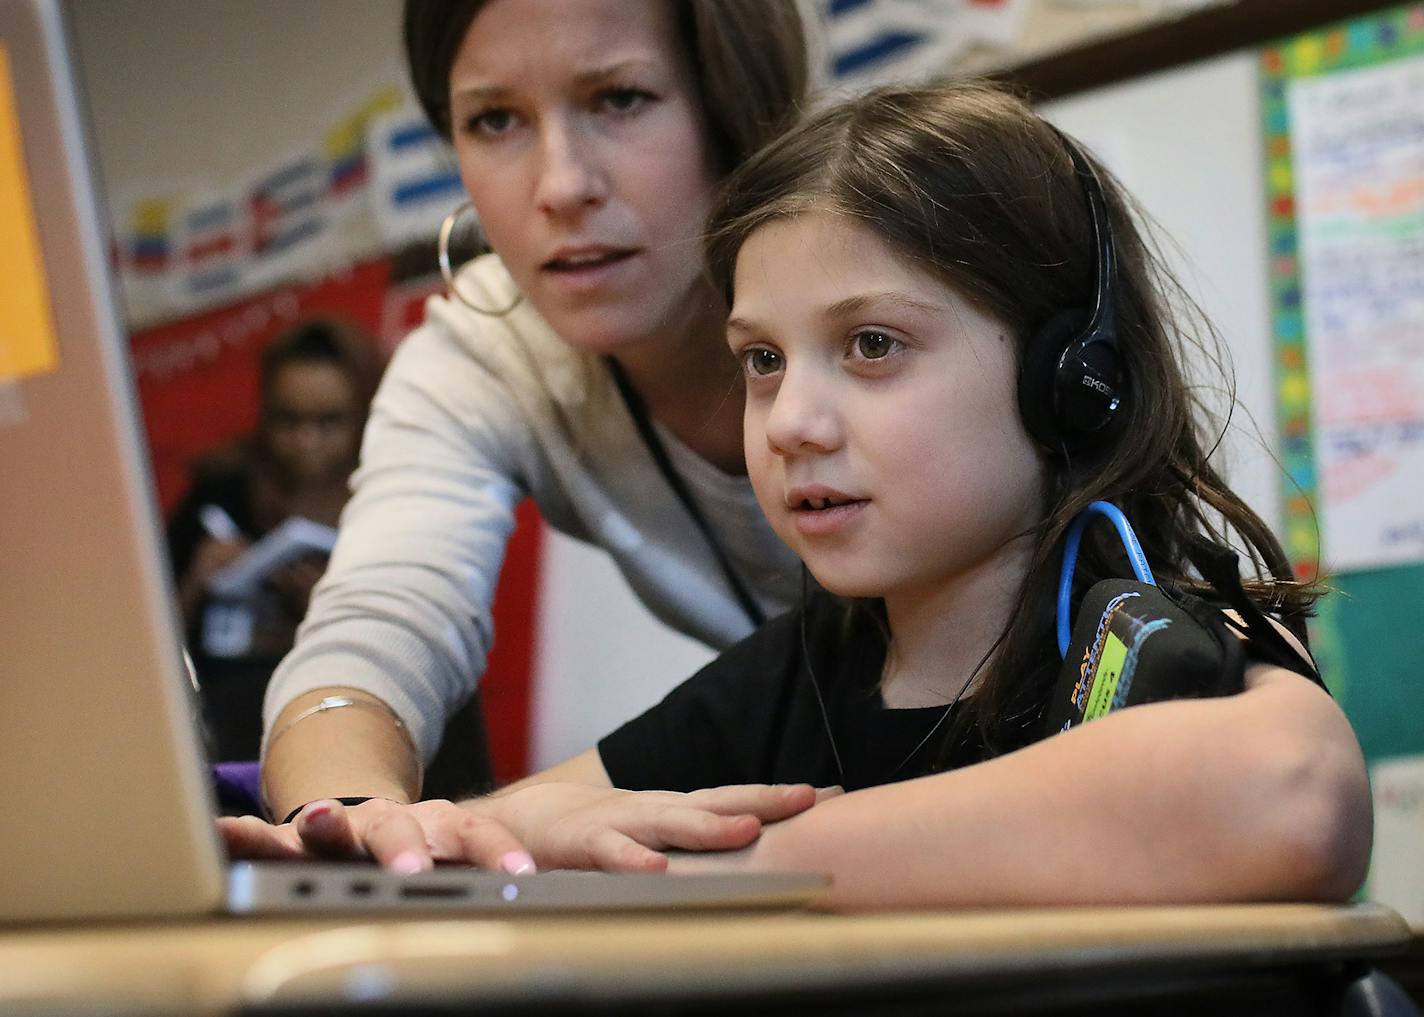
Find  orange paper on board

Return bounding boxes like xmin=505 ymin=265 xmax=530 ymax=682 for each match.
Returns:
xmin=0 ymin=43 xmax=60 ymax=382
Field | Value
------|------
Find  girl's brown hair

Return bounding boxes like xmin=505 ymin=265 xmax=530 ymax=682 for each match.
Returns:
xmin=403 ymin=0 xmax=808 ymax=173
xmin=706 ymin=81 xmax=1319 ymax=759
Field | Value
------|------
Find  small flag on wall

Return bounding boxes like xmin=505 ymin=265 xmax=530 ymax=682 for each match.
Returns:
xmin=822 ymin=0 xmax=1030 ymax=88
xmin=366 ymin=110 xmax=465 ymax=249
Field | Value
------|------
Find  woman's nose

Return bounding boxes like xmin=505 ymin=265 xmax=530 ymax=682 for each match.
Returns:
xmin=763 ymin=368 xmax=841 ymax=456
xmin=534 ymin=120 xmax=606 ymax=216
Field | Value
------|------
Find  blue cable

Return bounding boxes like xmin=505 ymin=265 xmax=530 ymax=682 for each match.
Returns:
xmin=1057 ymin=500 xmax=1156 ymax=658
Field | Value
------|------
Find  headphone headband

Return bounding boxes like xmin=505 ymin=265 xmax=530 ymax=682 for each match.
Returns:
xmin=1059 ymin=139 xmax=1119 ymax=354
xmin=1015 ymin=126 xmax=1127 ymax=452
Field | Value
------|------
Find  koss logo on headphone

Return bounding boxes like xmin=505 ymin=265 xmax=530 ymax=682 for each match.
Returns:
xmin=1016 ymin=129 xmax=1126 ymax=453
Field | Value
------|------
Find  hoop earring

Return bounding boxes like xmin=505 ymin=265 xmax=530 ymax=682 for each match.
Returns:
xmin=437 ymin=201 xmax=523 ymax=317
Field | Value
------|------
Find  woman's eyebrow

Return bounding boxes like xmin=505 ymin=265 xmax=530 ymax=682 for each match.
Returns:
xmin=570 ymin=58 xmax=662 ymax=86
xmin=451 ymin=59 xmax=661 ymax=107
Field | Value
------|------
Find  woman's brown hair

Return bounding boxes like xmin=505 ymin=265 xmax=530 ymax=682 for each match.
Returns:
xmin=403 ymin=0 xmax=808 ymax=173
xmin=706 ymin=81 xmax=1320 ymax=759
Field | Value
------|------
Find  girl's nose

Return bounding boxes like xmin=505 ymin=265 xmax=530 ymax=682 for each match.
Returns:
xmin=534 ymin=120 xmax=607 ymax=217
xmin=763 ymin=367 xmax=841 ymax=456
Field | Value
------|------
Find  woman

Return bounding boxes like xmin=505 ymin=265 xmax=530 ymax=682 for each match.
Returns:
xmin=258 ymin=0 xmax=810 ymax=831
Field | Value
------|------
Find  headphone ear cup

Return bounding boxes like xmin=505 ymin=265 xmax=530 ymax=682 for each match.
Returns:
xmin=1017 ymin=309 xmax=1085 ymax=448
xmin=1055 ymin=333 xmax=1125 ymax=437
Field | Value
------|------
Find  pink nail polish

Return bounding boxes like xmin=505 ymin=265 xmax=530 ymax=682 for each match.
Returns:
xmin=390 ymin=851 xmax=426 ymax=875
xmin=499 ymin=851 xmax=536 ymax=876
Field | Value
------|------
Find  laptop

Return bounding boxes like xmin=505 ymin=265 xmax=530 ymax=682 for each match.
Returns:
xmin=0 ymin=0 xmax=827 ymax=923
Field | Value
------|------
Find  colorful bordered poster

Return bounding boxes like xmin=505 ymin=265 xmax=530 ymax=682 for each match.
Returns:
xmin=1261 ymin=7 xmax=1424 ymax=763
xmin=1261 ymin=6 xmax=1424 ymax=575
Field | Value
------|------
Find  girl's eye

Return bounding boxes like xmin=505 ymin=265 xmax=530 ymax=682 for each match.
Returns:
xmin=852 ymin=330 xmax=900 ymax=361
xmin=741 ymin=348 xmax=783 ymax=378
xmin=599 ymin=87 xmax=653 ymax=114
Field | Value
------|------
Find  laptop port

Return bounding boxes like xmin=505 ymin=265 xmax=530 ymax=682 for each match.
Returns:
xmin=399 ymin=884 xmax=469 ymax=900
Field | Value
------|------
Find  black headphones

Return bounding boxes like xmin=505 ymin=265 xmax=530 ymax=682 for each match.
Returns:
xmin=1016 ymin=130 xmax=1126 ymax=452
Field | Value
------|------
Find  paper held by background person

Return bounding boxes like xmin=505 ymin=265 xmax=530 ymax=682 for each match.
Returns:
xmin=206 ymin=514 xmax=338 ymax=598
xmin=201 ymin=513 xmax=337 ymax=659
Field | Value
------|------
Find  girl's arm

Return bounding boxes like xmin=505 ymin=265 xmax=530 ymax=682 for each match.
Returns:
xmin=676 ymin=664 xmax=1371 ymax=911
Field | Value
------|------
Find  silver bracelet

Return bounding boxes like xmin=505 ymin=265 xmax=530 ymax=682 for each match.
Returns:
xmin=261 ymin=694 xmax=422 ymax=819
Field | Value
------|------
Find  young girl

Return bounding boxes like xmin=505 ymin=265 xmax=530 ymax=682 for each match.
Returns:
xmin=227 ymin=82 xmax=1371 ymax=912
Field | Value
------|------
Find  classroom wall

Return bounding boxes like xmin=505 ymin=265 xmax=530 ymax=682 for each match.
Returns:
xmin=71 ymin=2 xmax=1299 ymax=772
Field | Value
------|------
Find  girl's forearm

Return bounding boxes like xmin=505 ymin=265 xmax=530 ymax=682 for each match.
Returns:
xmin=732 ymin=669 xmax=1371 ymax=911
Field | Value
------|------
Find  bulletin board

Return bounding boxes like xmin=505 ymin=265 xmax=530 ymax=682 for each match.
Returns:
xmin=1261 ymin=3 xmax=1424 ymax=762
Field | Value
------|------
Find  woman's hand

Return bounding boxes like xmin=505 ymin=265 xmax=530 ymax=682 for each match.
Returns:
xmin=217 ymin=783 xmax=818 ymax=875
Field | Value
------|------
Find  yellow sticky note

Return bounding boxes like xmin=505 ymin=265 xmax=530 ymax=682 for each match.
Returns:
xmin=0 ymin=43 xmax=60 ymax=382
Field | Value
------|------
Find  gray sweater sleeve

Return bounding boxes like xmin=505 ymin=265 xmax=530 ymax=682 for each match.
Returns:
xmin=263 ymin=256 xmax=802 ymax=765
xmin=262 ymin=306 xmax=539 ymax=764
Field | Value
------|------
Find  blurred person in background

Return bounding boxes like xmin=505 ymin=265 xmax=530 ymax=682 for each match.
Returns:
xmin=167 ymin=318 xmax=381 ymax=759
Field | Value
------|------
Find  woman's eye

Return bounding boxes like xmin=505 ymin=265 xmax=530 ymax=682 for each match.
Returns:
xmin=742 ymin=348 xmax=783 ymax=377
xmin=600 ymin=88 xmax=653 ymax=114
xmin=852 ymin=330 xmax=899 ymax=361
xmin=464 ymin=108 xmax=517 ymax=137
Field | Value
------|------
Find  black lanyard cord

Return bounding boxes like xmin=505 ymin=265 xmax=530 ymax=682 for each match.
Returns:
xmin=605 ymin=356 xmax=766 ymax=631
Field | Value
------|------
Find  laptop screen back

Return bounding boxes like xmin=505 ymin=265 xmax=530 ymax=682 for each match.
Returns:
xmin=0 ymin=0 xmax=225 ymax=922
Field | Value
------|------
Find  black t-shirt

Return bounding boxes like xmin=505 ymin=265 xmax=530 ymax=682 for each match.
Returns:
xmin=597 ymin=583 xmax=1326 ymax=795
xmin=599 ymin=592 xmax=990 ymax=793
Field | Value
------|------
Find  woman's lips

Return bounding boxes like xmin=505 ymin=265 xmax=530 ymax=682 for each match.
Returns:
xmin=790 ymin=499 xmax=868 ymax=536
xmin=540 ymin=249 xmax=639 ymax=292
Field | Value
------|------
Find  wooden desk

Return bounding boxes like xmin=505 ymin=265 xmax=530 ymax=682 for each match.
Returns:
xmin=0 ymin=903 xmax=1410 ymax=1016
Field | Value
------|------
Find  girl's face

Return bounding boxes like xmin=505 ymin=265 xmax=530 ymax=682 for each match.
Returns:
xmin=263 ymin=361 xmax=361 ymax=485
xmin=728 ymin=212 xmax=1047 ymax=607
xmin=447 ymin=0 xmax=719 ymax=352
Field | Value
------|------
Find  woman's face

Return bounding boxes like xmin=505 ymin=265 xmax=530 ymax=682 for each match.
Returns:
xmin=262 ymin=361 xmax=361 ymax=485
xmin=727 ymin=212 xmax=1047 ymax=610
xmin=447 ymin=0 xmax=719 ymax=352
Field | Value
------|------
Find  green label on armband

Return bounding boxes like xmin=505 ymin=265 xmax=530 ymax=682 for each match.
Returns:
xmin=1084 ymin=632 xmax=1128 ymax=722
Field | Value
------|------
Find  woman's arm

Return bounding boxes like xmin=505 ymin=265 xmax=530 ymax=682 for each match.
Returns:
xmin=675 ymin=665 xmax=1371 ymax=911
xmin=260 ymin=687 xmax=424 ymax=822
xmin=259 ymin=320 xmax=537 ymax=818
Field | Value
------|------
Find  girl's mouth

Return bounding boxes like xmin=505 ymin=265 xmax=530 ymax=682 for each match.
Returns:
xmin=791 ymin=498 xmax=868 ymax=536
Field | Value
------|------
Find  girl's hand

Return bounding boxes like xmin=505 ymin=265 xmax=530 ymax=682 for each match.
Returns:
xmin=483 ymin=782 xmax=818 ymax=872
xmin=216 ymin=783 xmax=818 ymax=875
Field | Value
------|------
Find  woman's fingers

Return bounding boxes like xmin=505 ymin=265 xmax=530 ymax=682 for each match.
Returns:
xmin=217 ymin=814 xmax=308 ymax=860
xmin=291 ymin=799 xmax=366 ymax=858
xmin=428 ymin=803 xmax=538 ymax=875
xmin=349 ymin=801 xmax=436 ymax=874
